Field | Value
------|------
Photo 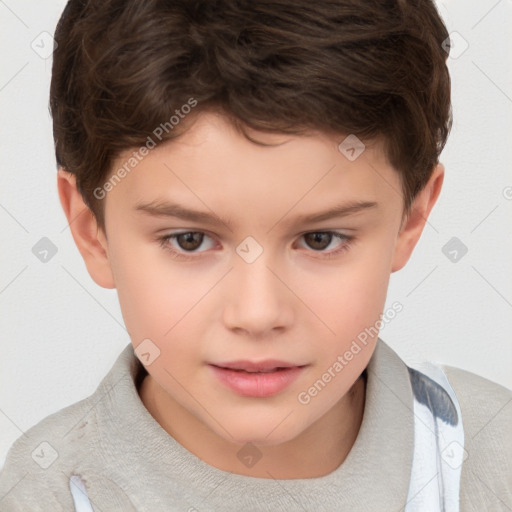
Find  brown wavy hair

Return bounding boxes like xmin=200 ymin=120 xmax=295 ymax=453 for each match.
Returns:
xmin=50 ymin=0 xmax=452 ymax=230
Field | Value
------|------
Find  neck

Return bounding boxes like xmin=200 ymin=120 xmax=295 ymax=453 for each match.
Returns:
xmin=138 ymin=370 xmax=366 ymax=479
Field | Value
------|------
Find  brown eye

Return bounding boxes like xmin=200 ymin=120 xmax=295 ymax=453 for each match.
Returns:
xmin=158 ymin=231 xmax=218 ymax=260
xmin=176 ymin=232 xmax=204 ymax=251
xmin=303 ymin=232 xmax=333 ymax=251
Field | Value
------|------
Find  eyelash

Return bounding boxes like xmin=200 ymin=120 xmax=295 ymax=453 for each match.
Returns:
xmin=157 ymin=231 xmax=354 ymax=261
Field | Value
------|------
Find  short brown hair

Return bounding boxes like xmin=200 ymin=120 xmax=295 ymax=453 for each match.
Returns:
xmin=50 ymin=0 xmax=452 ymax=230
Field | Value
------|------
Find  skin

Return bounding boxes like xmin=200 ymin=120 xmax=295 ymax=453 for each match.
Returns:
xmin=57 ymin=111 xmax=443 ymax=479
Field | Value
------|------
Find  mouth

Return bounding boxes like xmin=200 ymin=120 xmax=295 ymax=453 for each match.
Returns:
xmin=210 ymin=359 xmax=306 ymax=373
xmin=208 ymin=360 xmax=308 ymax=397
xmin=213 ymin=367 xmax=293 ymax=374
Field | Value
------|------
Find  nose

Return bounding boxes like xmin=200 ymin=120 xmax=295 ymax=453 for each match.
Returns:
xmin=222 ymin=252 xmax=294 ymax=337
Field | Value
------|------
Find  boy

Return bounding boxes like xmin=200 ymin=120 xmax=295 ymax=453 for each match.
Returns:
xmin=0 ymin=0 xmax=510 ymax=510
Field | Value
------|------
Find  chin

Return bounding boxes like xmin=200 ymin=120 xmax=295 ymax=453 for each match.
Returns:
xmin=214 ymin=420 xmax=305 ymax=448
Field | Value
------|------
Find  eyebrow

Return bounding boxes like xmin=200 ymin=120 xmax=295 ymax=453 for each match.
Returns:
xmin=134 ymin=199 xmax=378 ymax=230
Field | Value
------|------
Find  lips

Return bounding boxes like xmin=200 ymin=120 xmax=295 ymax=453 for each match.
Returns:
xmin=208 ymin=360 xmax=308 ymax=397
xmin=211 ymin=359 xmax=303 ymax=372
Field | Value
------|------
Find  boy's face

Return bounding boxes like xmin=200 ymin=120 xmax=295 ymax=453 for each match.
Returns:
xmin=65 ymin=112 xmax=440 ymax=447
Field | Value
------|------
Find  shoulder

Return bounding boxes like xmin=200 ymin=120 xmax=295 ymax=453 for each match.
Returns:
xmin=0 ymin=344 xmax=138 ymax=511
xmin=441 ymin=364 xmax=512 ymax=511
xmin=441 ymin=364 xmax=511 ymax=443
xmin=0 ymin=394 xmax=100 ymax=511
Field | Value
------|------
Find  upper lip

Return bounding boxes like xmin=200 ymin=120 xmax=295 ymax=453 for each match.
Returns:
xmin=210 ymin=359 xmax=306 ymax=373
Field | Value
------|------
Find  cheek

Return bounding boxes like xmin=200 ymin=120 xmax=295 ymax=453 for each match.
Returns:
xmin=109 ymin=238 xmax=227 ymax=367
xmin=305 ymin=246 xmax=392 ymax=335
xmin=107 ymin=234 xmax=191 ymax=341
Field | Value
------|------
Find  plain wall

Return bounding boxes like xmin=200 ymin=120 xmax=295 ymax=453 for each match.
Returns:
xmin=1 ymin=0 xmax=511 ymax=467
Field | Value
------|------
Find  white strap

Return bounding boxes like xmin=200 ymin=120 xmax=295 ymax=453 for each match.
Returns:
xmin=70 ymin=474 xmax=94 ymax=512
xmin=405 ymin=362 xmax=465 ymax=512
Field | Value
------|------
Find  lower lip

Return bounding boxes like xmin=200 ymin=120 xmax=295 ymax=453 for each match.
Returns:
xmin=209 ymin=365 xmax=305 ymax=397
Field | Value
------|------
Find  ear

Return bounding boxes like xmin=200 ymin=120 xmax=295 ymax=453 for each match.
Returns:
xmin=391 ymin=163 xmax=444 ymax=272
xmin=57 ymin=168 xmax=116 ymax=289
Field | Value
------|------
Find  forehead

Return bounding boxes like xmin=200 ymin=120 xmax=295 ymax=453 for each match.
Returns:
xmin=105 ymin=111 xmax=400 ymax=219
